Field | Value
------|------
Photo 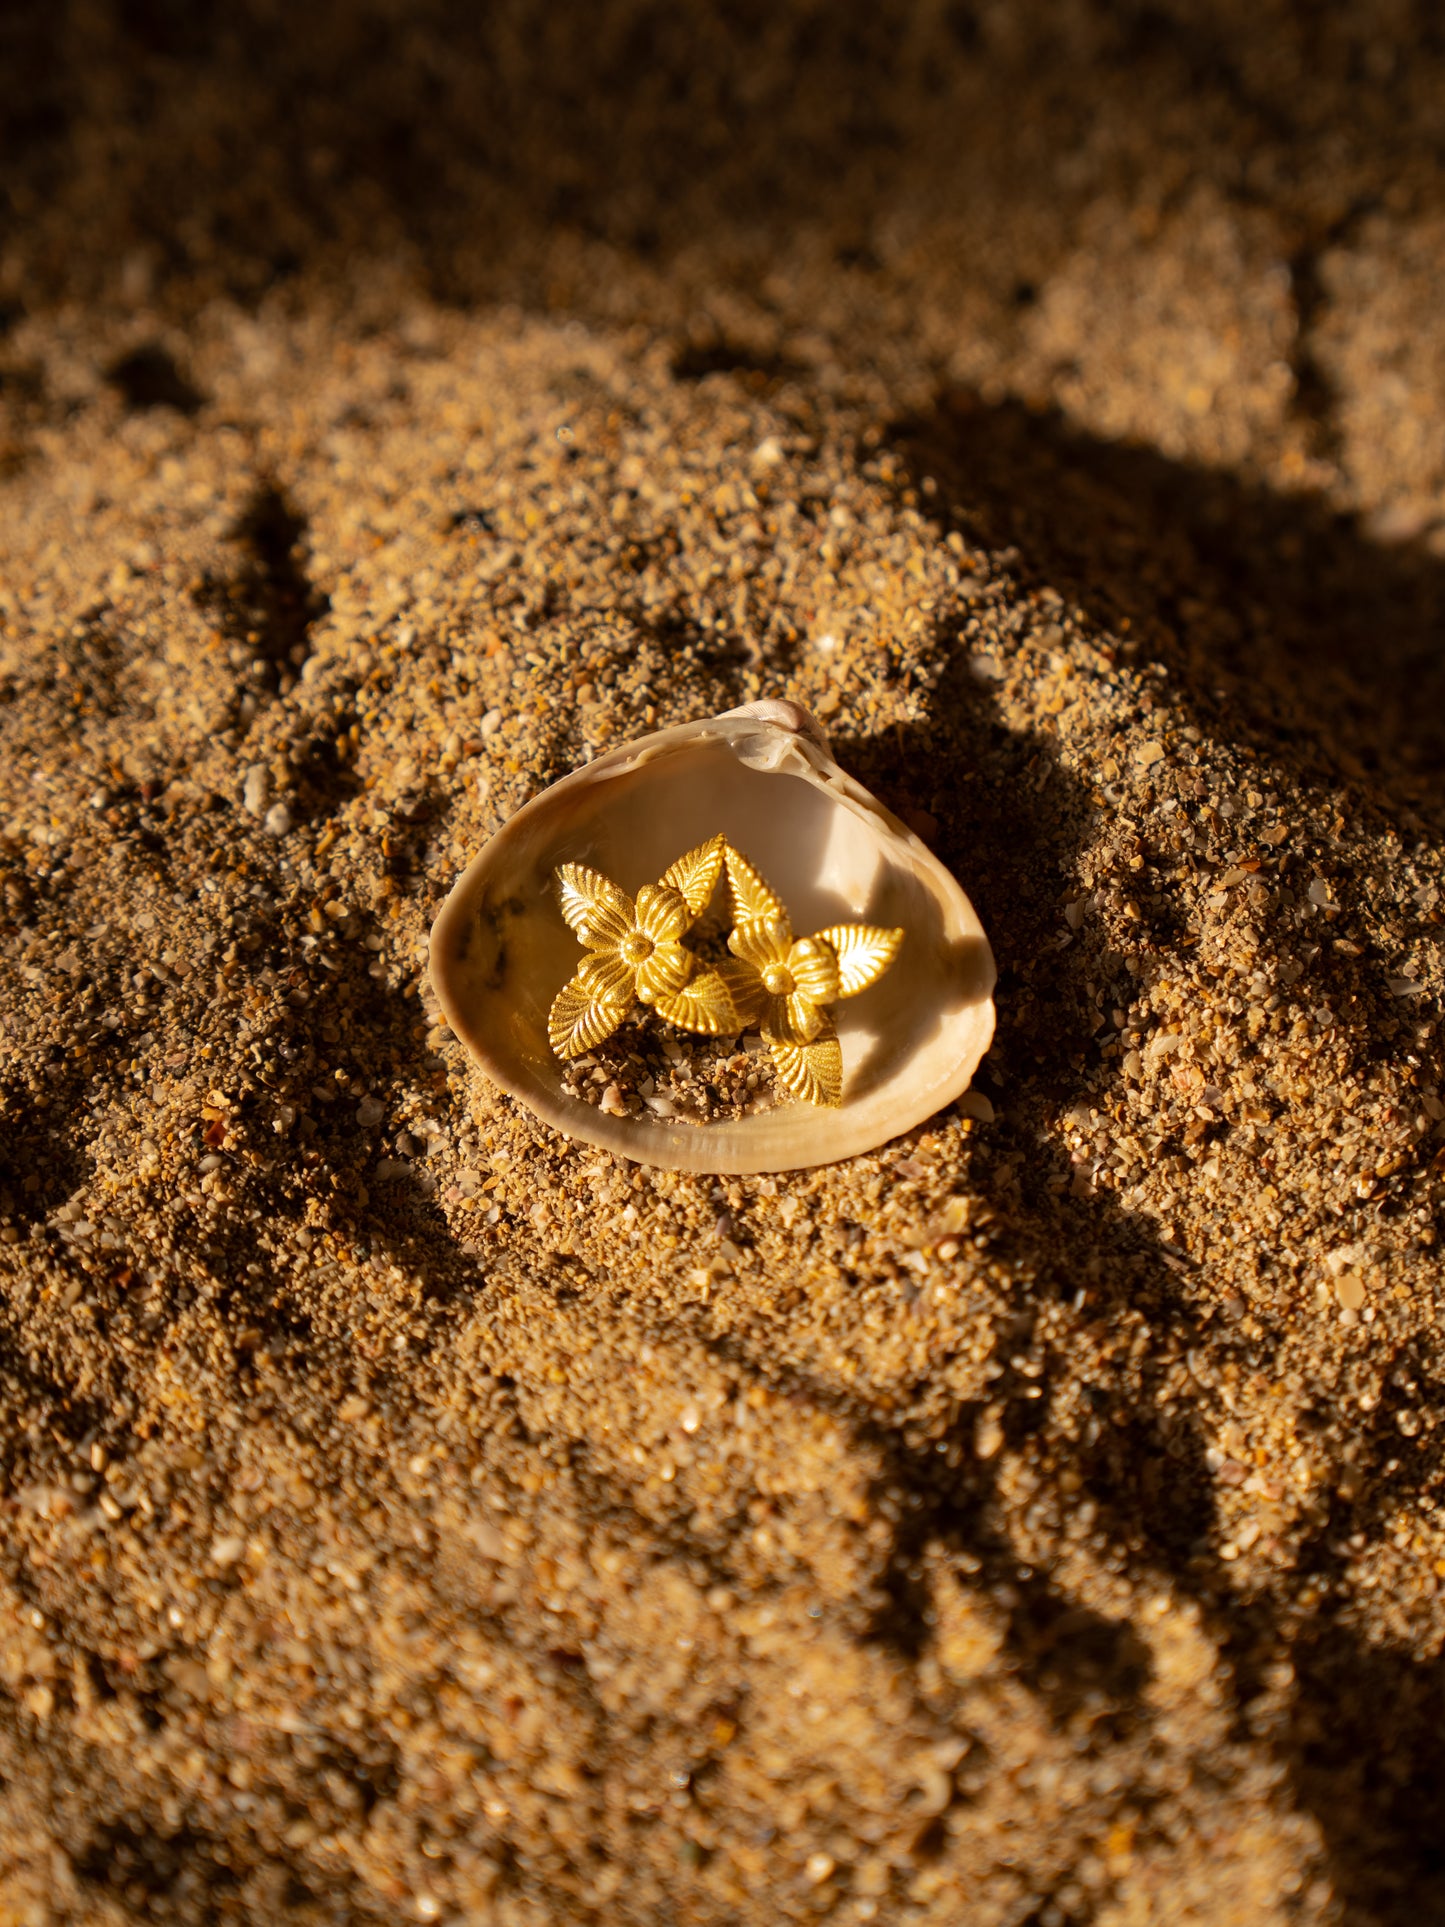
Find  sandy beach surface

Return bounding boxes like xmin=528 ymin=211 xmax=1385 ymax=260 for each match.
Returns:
xmin=1 ymin=5 xmax=1443 ymax=1922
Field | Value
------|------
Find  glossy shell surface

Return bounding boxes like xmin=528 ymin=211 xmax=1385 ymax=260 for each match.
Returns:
xmin=428 ymin=702 xmax=995 ymax=1172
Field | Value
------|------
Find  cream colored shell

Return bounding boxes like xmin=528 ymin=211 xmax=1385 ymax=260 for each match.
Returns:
xmin=428 ymin=701 xmax=996 ymax=1173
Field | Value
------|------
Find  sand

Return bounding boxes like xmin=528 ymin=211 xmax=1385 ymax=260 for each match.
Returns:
xmin=0 ymin=4 xmax=1443 ymax=1923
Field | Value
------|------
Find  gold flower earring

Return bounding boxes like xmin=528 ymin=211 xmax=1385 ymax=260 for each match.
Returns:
xmin=547 ymin=835 xmax=726 ymax=1058
xmin=659 ymin=843 xmax=903 ymax=1107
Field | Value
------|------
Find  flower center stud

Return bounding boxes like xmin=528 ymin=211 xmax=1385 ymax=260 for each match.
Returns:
xmin=762 ymin=961 xmax=794 ymax=996
xmin=621 ymin=932 xmax=655 ymax=967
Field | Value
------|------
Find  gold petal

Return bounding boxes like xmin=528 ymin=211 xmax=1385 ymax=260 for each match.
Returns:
xmin=785 ymin=992 xmax=824 ymax=1042
xmin=548 ymin=965 xmax=632 ymax=1058
xmin=724 ymin=845 xmax=789 ymax=928
xmin=728 ymin=915 xmax=792 ymax=971
xmin=653 ymin=967 xmax=746 ymax=1036
xmin=761 ymin=993 xmax=791 ymax=1041
xmin=660 ymin=833 xmax=726 ymax=920
xmin=788 ymin=936 xmax=841 ymax=1006
xmin=633 ymin=882 xmax=689 ymax=945
xmin=556 ymin=863 xmax=634 ymax=949
xmin=577 ymin=950 xmax=635 ymax=1002
xmin=766 ymin=1013 xmax=843 ymax=1108
xmin=814 ymin=924 xmax=904 ymax=996
xmin=716 ymin=956 xmax=767 ymax=1028
xmin=761 ymin=991 xmax=820 ymax=1044
xmin=635 ymin=939 xmax=693 ymax=1002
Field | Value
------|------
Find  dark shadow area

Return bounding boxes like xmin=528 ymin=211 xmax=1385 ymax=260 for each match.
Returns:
xmin=669 ymin=336 xmax=810 ymax=388
xmin=74 ymin=1818 xmax=235 ymax=1906
xmin=0 ymin=1079 xmax=90 ymax=1232
xmin=1283 ymin=1621 xmax=1445 ymax=1922
xmin=0 ymin=7 xmax=69 ymax=167
xmin=282 ymin=706 xmax=368 ymax=824
xmin=890 ymin=390 xmax=1445 ymax=821
xmin=105 ymin=342 xmax=204 ymax=414
xmin=1007 ymin=1594 xmax=1153 ymax=1745
xmin=829 ymin=663 xmax=1106 ymax=1124
xmin=855 ymin=1350 xmax=1173 ymax=1754
xmin=1017 ymin=1897 xmax=1096 ymax=1927
xmin=1262 ymin=1343 xmax=1445 ymax=1922
xmin=3 ymin=0 xmax=1445 ymax=326
xmin=192 ymin=481 xmax=330 ymax=697
xmin=0 ymin=339 xmax=50 ymax=478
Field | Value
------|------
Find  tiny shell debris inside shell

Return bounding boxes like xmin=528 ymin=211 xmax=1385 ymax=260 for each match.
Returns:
xmin=429 ymin=702 xmax=996 ymax=1173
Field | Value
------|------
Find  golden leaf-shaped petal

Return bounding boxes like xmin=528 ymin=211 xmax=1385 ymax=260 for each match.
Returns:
xmin=660 ymin=833 xmax=726 ymax=920
xmin=788 ymin=936 xmax=841 ymax=1006
xmin=761 ymin=991 xmax=823 ymax=1044
xmin=635 ymin=939 xmax=693 ymax=1003
xmin=814 ymin=924 xmax=903 ymax=996
xmin=654 ymin=966 xmax=747 ymax=1036
xmin=766 ymin=1013 xmax=843 ymax=1108
xmin=716 ymin=956 xmax=767 ymax=1028
xmin=556 ymin=864 xmax=634 ymax=949
xmin=577 ymin=948 xmax=635 ymax=1003
xmin=760 ymin=993 xmax=788 ymax=1041
xmin=548 ymin=955 xmax=634 ymax=1058
xmin=633 ymin=882 xmax=689 ymax=945
xmin=724 ymin=845 xmax=789 ymax=929
xmin=786 ymin=992 xmax=824 ymax=1043
xmin=728 ymin=915 xmax=792 ymax=971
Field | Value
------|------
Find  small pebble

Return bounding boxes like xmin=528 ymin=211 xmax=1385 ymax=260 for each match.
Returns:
xmin=1333 ymin=1272 xmax=1366 ymax=1311
xmin=241 ymin=764 xmax=269 ymax=817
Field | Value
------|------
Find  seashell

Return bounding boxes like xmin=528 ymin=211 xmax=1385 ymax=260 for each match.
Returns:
xmin=428 ymin=700 xmax=995 ymax=1173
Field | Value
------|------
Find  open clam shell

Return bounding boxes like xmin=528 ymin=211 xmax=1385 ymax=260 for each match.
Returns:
xmin=428 ymin=701 xmax=995 ymax=1173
